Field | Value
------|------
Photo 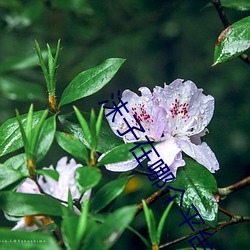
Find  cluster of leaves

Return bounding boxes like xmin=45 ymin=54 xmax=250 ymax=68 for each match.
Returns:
xmin=0 ymin=1 xmax=249 ymax=250
xmin=0 ymin=39 xmax=221 ymax=250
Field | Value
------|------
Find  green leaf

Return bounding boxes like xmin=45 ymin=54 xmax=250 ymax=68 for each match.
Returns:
xmin=35 ymin=40 xmax=50 ymax=90
xmin=62 ymin=201 xmax=89 ymax=250
xmin=213 ymin=16 xmax=250 ymax=65
xmin=142 ymin=200 xmax=157 ymax=245
xmin=36 ymin=222 xmax=57 ymax=234
xmin=89 ymin=109 xmax=97 ymax=150
xmin=36 ymin=169 xmax=59 ymax=181
xmin=169 ymin=158 xmax=218 ymax=228
xmin=59 ymin=58 xmax=125 ymax=106
xmin=62 ymin=215 xmax=80 ymax=250
xmin=67 ymin=188 xmax=74 ymax=213
xmin=0 ymin=192 xmax=65 ymax=216
xmin=56 ymin=131 xmax=89 ymax=165
xmin=97 ymin=141 xmax=157 ymax=166
xmin=0 ymin=110 xmax=44 ymax=157
xmin=30 ymin=110 xmax=48 ymax=158
xmin=96 ymin=105 xmax=104 ymax=140
xmin=157 ymin=201 xmax=173 ymax=244
xmin=0 ymin=51 xmax=47 ymax=74
xmin=45 ymin=40 xmax=61 ymax=96
xmin=0 ymin=164 xmax=27 ymax=190
xmin=221 ymin=0 xmax=250 ymax=11
xmin=0 ymin=228 xmax=60 ymax=250
xmin=0 ymin=76 xmax=46 ymax=102
xmin=25 ymin=104 xmax=34 ymax=143
xmin=76 ymin=200 xmax=89 ymax=248
xmin=59 ymin=113 xmax=123 ymax=153
xmin=83 ymin=205 xmax=136 ymax=250
xmin=36 ymin=116 xmax=56 ymax=162
xmin=15 ymin=109 xmax=30 ymax=158
xmin=75 ymin=167 xmax=102 ymax=194
xmin=4 ymin=154 xmax=28 ymax=175
xmin=73 ymin=106 xmax=91 ymax=147
xmin=91 ymin=176 xmax=132 ymax=213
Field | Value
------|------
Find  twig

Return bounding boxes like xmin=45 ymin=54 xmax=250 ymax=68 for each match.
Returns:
xmin=136 ymin=187 xmax=169 ymax=215
xmin=211 ymin=0 xmax=230 ymax=27
xmin=218 ymin=176 xmax=250 ymax=199
xmin=159 ymin=215 xmax=250 ymax=249
xmin=195 ymin=215 xmax=250 ymax=247
xmin=218 ymin=206 xmax=234 ymax=217
xmin=33 ymin=177 xmax=68 ymax=204
xmin=211 ymin=0 xmax=250 ymax=66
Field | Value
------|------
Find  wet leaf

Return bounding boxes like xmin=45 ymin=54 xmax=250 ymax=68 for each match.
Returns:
xmin=0 ymin=111 xmax=44 ymax=157
xmin=75 ymin=167 xmax=102 ymax=194
xmin=91 ymin=176 xmax=132 ymax=213
xmin=0 ymin=228 xmax=60 ymax=250
xmin=0 ymin=51 xmax=47 ymax=74
xmin=169 ymin=158 xmax=218 ymax=228
xmin=59 ymin=58 xmax=125 ymax=106
xmin=36 ymin=116 xmax=56 ymax=162
xmin=83 ymin=205 xmax=137 ymax=250
xmin=0 ymin=76 xmax=46 ymax=102
xmin=36 ymin=169 xmax=59 ymax=181
xmin=213 ymin=16 xmax=250 ymax=65
xmin=0 ymin=164 xmax=27 ymax=190
xmin=59 ymin=112 xmax=123 ymax=153
xmin=4 ymin=153 xmax=28 ymax=175
xmin=0 ymin=192 xmax=65 ymax=216
xmin=56 ymin=131 xmax=89 ymax=165
xmin=221 ymin=0 xmax=250 ymax=11
xmin=98 ymin=140 xmax=159 ymax=166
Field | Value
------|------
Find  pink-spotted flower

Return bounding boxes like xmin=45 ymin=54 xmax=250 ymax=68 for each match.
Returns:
xmin=11 ymin=157 xmax=90 ymax=231
xmin=103 ymin=79 xmax=219 ymax=179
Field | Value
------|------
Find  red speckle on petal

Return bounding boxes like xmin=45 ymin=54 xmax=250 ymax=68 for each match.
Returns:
xmin=170 ymin=99 xmax=190 ymax=121
xmin=131 ymin=103 xmax=153 ymax=124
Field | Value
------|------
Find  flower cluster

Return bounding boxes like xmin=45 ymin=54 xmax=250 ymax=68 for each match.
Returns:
xmin=104 ymin=79 xmax=219 ymax=178
xmin=11 ymin=157 xmax=90 ymax=231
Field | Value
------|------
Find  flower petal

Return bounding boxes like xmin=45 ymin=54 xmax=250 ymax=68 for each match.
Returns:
xmin=16 ymin=178 xmax=40 ymax=194
xmin=105 ymin=158 xmax=139 ymax=172
xmin=105 ymin=88 xmax=167 ymax=142
xmin=178 ymin=138 xmax=219 ymax=173
xmin=149 ymin=136 xmax=185 ymax=179
xmin=153 ymin=79 xmax=214 ymax=136
xmin=12 ymin=218 xmax=38 ymax=231
xmin=39 ymin=157 xmax=82 ymax=201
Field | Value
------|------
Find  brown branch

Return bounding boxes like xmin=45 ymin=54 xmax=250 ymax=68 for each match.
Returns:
xmin=195 ymin=215 xmax=250 ymax=247
xmin=211 ymin=0 xmax=230 ymax=27
xmin=218 ymin=206 xmax=234 ymax=217
xmin=218 ymin=176 xmax=250 ymax=199
xmin=136 ymin=187 xmax=169 ymax=215
xmin=33 ymin=177 xmax=68 ymax=205
xmin=136 ymin=176 xmax=250 ymax=247
xmin=159 ymin=215 xmax=250 ymax=249
xmin=211 ymin=0 xmax=250 ymax=66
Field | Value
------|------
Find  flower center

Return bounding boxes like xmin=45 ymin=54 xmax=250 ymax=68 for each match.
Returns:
xmin=168 ymin=98 xmax=204 ymax=137
xmin=131 ymin=102 xmax=153 ymax=125
xmin=170 ymin=99 xmax=190 ymax=121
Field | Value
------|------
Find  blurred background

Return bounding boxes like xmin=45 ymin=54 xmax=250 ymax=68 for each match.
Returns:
xmin=0 ymin=0 xmax=249 ymax=249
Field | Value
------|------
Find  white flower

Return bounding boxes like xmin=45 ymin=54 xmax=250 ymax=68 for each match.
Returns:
xmin=103 ymin=79 xmax=219 ymax=179
xmin=12 ymin=157 xmax=90 ymax=231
